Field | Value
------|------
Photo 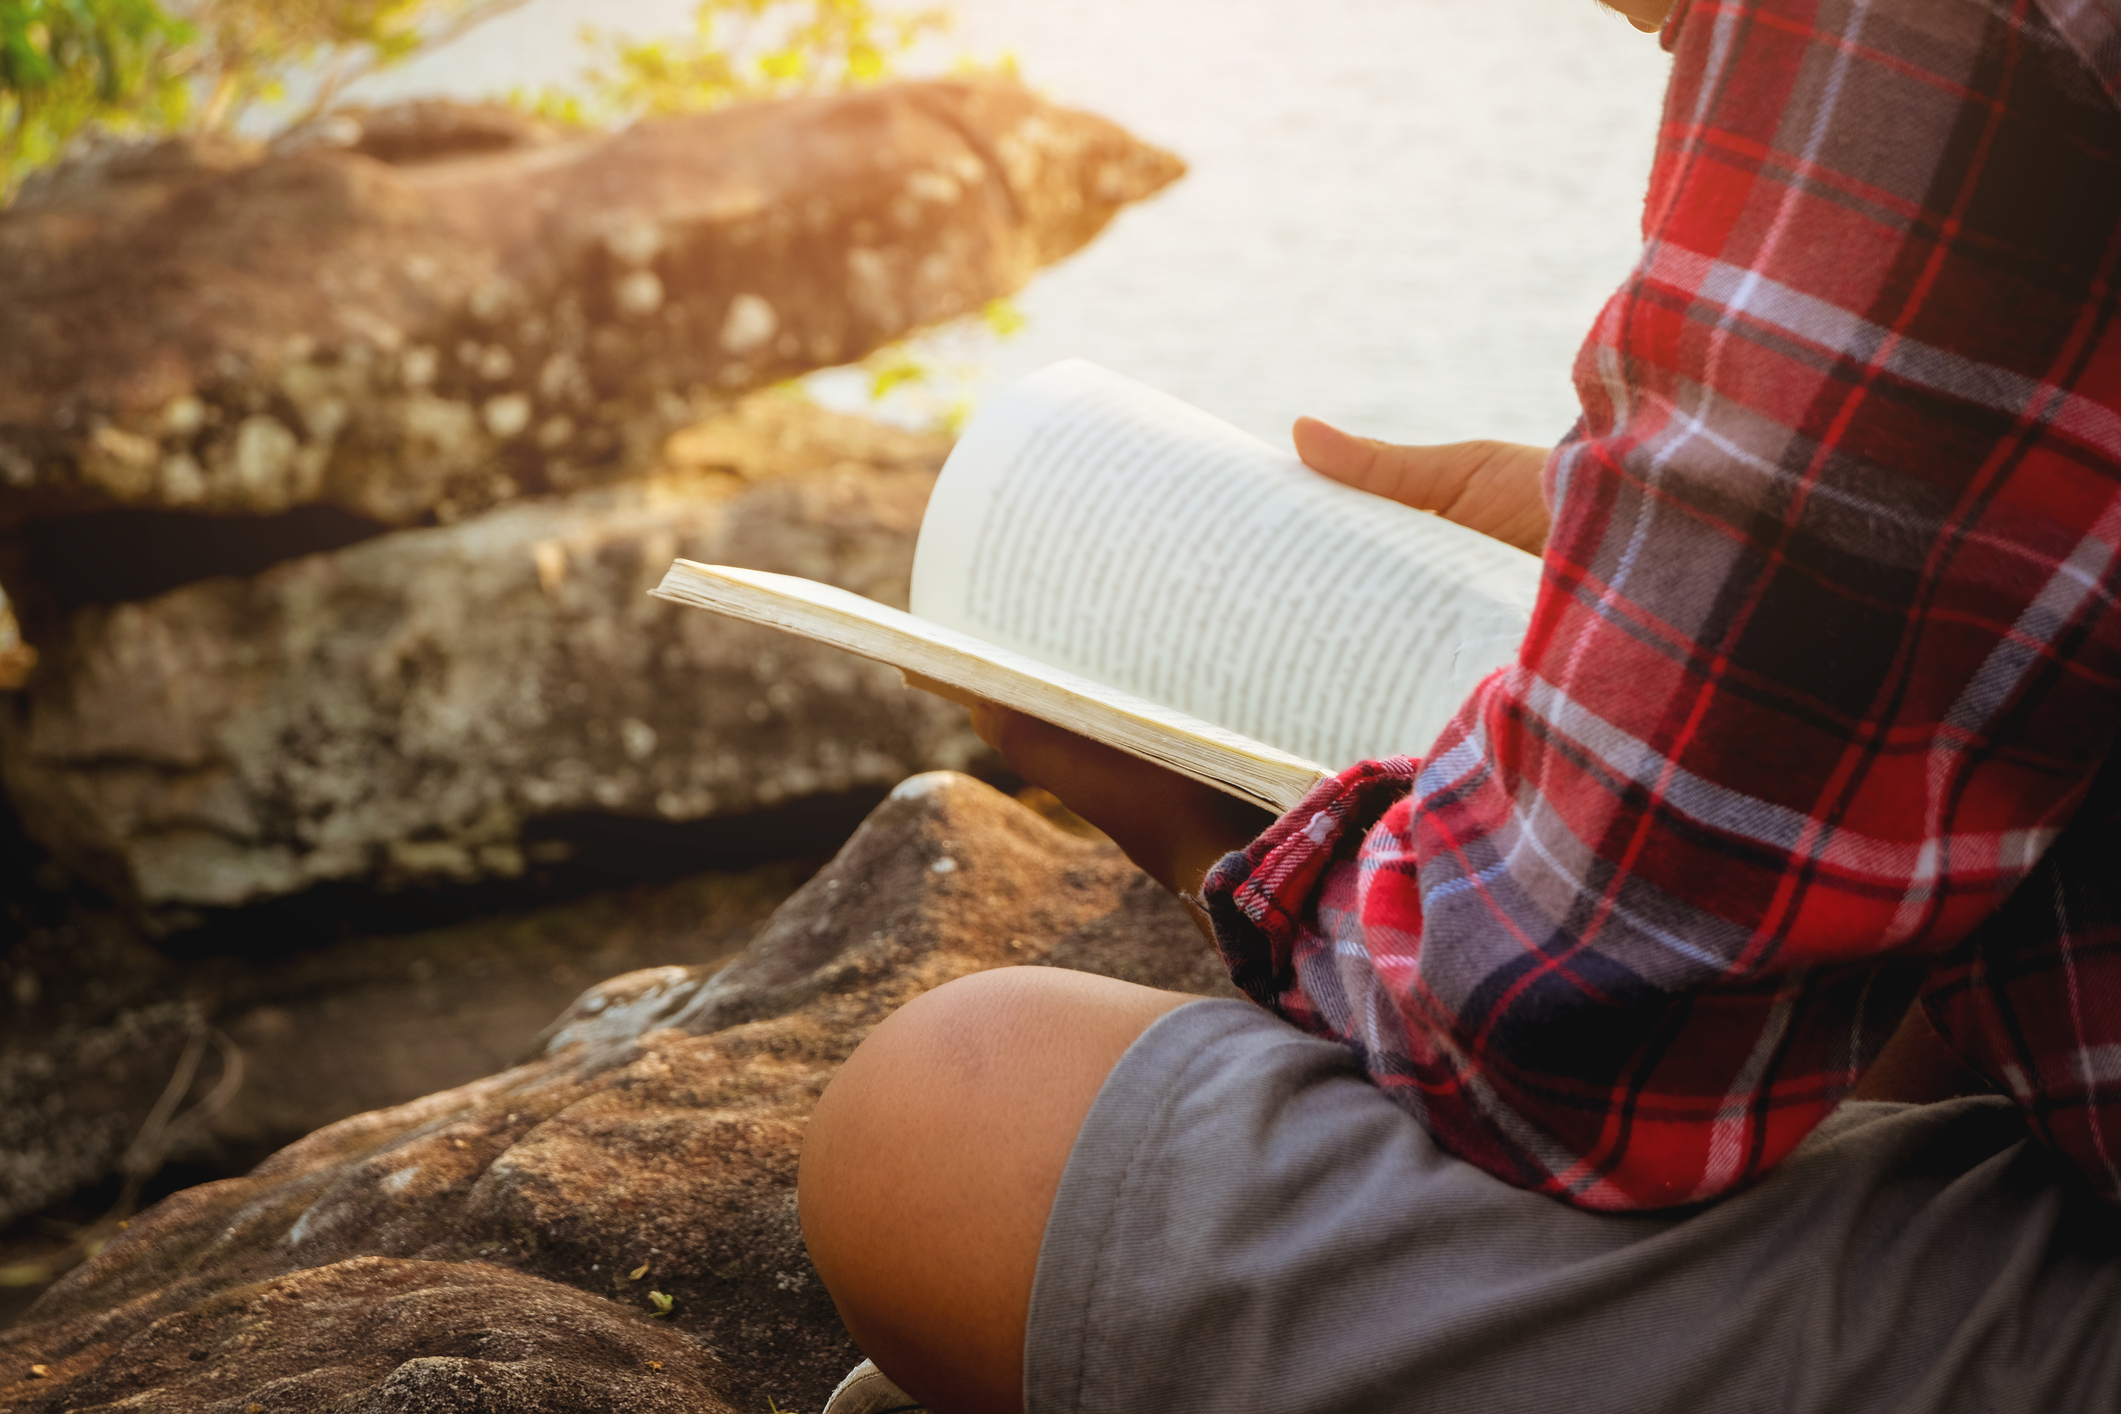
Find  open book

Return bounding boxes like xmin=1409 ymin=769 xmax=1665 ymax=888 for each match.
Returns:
xmin=652 ymin=360 xmax=1544 ymax=813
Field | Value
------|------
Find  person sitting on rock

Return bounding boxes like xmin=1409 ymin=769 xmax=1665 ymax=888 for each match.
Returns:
xmin=799 ymin=0 xmax=2121 ymax=1410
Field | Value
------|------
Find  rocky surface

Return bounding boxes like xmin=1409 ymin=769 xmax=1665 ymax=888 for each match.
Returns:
xmin=10 ymin=1258 xmax=747 ymax=1412
xmin=0 ymin=80 xmax=1183 ymax=618
xmin=202 ymin=866 xmax=806 ymax=1171
xmin=0 ymin=864 xmax=807 ymax=1242
xmin=0 ymin=396 xmax=987 ymax=918
xmin=0 ymin=773 xmax=1234 ymax=1412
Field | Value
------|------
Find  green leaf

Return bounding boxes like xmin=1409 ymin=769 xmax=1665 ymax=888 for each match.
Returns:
xmin=869 ymin=356 xmax=928 ymax=401
xmin=2 ymin=0 xmax=197 ymax=202
xmin=981 ymin=297 xmax=1027 ymax=340
xmin=535 ymin=0 xmax=954 ymax=126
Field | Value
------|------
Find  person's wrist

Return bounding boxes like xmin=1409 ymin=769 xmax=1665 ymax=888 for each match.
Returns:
xmin=972 ymin=700 xmax=1268 ymax=896
xmin=1169 ymin=840 xmax=1236 ymax=898
xmin=1157 ymin=798 xmax=1272 ymax=897
xmin=1170 ymin=836 xmax=1247 ymax=942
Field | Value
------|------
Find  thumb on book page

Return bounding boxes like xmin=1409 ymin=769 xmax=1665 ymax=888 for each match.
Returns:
xmin=1293 ymin=417 xmax=1551 ymax=555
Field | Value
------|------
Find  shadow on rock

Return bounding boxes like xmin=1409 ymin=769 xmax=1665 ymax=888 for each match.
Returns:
xmin=0 ymin=773 xmax=1236 ymax=1412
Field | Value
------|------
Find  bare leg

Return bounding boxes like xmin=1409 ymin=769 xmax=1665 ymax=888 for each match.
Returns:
xmin=798 ymin=967 xmax=1200 ymax=1414
xmin=1851 ymin=1000 xmax=1992 ymax=1104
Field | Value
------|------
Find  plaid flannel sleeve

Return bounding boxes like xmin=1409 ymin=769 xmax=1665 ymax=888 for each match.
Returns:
xmin=1204 ymin=0 xmax=2121 ymax=1209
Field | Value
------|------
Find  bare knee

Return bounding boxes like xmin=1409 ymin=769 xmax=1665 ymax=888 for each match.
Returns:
xmin=802 ymin=968 xmax=1194 ymax=1224
xmin=798 ymin=967 xmax=1194 ymax=1414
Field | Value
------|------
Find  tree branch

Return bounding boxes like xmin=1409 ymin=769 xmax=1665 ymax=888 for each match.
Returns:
xmin=288 ymin=0 xmax=535 ymax=128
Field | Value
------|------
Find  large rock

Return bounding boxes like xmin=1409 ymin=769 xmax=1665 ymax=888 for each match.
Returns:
xmin=0 ymin=82 xmax=1182 ymax=564
xmin=0 ymin=397 xmax=986 ymax=917
xmin=0 ymin=1001 xmax=204 ymax=1232
xmin=8 ymin=1257 xmax=748 ymax=1412
xmin=0 ymin=773 xmax=1237 ymax=1412
xmin=0 ymin=864 xmax=806 ymax=1241
xmin=202 ymin=865 xmax=808 ymax=1170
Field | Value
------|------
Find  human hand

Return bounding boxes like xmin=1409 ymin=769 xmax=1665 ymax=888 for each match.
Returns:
xmin=972 ymin=702 xmax=1272 ymax=909
xmin=1294 ymin=418 xmax=1552 ymax=555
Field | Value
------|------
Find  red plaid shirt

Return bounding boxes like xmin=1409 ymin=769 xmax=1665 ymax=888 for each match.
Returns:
xmin=1204 ymin=0 xmax=2121 ymax=1210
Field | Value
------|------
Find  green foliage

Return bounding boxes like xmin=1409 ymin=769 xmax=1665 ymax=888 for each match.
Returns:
xmin=2 ymin=0 xmax=1024 ymax=427
xmin=0 ymin=0 xmax=530 ymax=201
xmin=175 ymin=0 xmax=533 ymax=132
xmin=0 ymin=0 xmax=192 ymax=191
xmin=523 ymin=0 xmax=950 ymax=127
xmin=519 ymin=0 xmax=1019 ymax=434
xmin=951 ymin=46 xmax=1015 ymax=80
xmin=863 ymin=299 xmax=1024 ymax=401
xmin=978 ymin=295 xmax=1027 ymax=341
xmin=850 ymin=296 xmax=1027 ymax=433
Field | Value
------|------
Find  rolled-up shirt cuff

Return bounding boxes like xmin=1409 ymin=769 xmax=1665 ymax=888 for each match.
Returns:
xmin=1201 ymin=757 xmax=1421 ymax=1009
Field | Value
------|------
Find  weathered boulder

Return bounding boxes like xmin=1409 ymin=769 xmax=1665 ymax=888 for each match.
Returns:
xmin=0 ymin=82 xmax=1183 ymax=578
xmin=0 ymin=1000 xmax=205 ymax=1233
xmin=0 ymin=864 xmax=807 ymax=1241
xmin=0 ymin=397 xmax=986 ymax=917
xmin=303 ymin=99 xmax=565 ymax=166
xmin=0 ymin=773 xmax=1236 ymax=1411
xmin=9 ymin=1257 xmax=749 ymax=1412
xmin=201 ymin=865 xmax=806 ymax=1172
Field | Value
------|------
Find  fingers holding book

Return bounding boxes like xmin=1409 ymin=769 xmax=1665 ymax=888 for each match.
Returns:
xmin=1293 ymin=417 xmax=1553 ymax=556
xmin=970 ymin=701 xmax=1273 ymax=919
xmin=658 ymin=364 xmax=1538 ymax=848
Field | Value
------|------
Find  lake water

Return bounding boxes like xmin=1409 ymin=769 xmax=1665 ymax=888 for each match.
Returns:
xmin=353 ymin=0 xmax=1675 ymax=450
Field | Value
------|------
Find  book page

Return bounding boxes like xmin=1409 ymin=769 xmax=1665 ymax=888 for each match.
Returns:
xmin=911 ymin=360 xmax=1542 ymax=770
xmin=652 ymin=563 xmax=1333 ymax=813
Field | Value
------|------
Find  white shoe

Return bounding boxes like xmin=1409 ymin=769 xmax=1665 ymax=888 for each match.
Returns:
xmin=821 ymin=1358 xmax=925 ymax=1413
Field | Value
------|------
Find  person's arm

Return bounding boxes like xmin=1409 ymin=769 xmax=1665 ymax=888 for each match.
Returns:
xmin=1197 ymin=0 xmax=2121 ymax=1210
xmin=1006 ymin=0 xmax=2121 ymax=1211
xmin=971 ymin=702 xmax=1269 ymax=913
xmin=973 ymin=431 xmax=1551 ymax=913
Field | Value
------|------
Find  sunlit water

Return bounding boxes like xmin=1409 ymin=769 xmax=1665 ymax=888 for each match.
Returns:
xmin=352 ymin=0 xmax=1673 ymax=449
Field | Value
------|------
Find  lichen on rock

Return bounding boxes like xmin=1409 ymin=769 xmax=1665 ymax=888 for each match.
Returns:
xmin=0 ymin=83 xmax=1184 ymax=549
xmin=0 ymin=397 xmax=983 ymax=917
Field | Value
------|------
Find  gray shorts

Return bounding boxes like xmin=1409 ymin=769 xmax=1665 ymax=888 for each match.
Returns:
xmin=1026 ymin=1000 xmax=2121 ymax=1414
